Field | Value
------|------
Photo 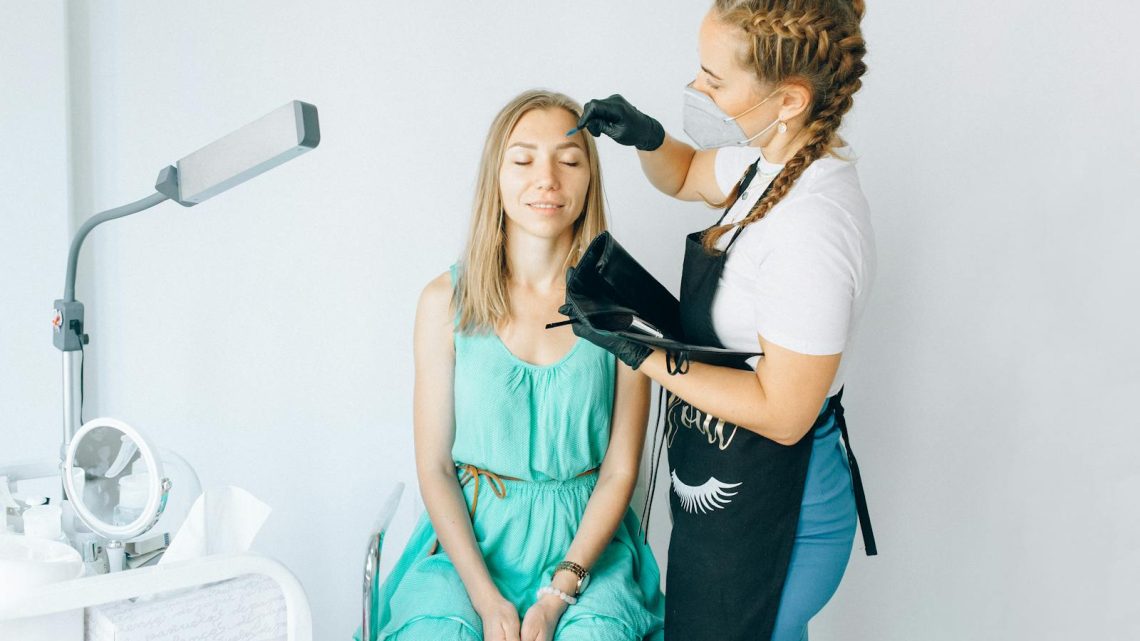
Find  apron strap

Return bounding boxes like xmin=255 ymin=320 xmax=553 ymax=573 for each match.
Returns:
xmin=639 ymin=386 xmax=671 ymax=543
xmin=831 ymin=387 xmax=878 ymax=556
xmin=725 ymin=224 xmax=747 ymax=251
xmin=713 ymin=157 xmax=776 ymax=253
xmin=714 ymin=160 xmax=760 ymax=227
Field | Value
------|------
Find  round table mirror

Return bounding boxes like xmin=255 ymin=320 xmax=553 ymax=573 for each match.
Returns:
xmin=63 ymin=418 xmax=170 ymax=544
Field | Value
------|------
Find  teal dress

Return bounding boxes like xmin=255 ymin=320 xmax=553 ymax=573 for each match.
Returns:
xmin=359 ymin=267 xmax=665 ymax=641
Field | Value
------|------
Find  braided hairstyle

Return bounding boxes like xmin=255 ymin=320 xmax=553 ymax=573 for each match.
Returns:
xmin=704 ymin=0 xmax=867 ymax=251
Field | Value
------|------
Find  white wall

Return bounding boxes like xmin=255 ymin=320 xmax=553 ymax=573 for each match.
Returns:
xmin=2 ymin=1 xmax=1138 ymax=639
xmin=0 ymin=2 xmax=71 ymax=464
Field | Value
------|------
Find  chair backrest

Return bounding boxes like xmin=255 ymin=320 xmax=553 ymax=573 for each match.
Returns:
xmin=361 ymin=483 xmax=404 ymax=641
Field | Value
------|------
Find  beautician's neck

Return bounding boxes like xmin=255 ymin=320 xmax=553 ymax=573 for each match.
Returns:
xmin=757 ymin=129 xmax=811 ymax=164
xmin=505 ymin=231 xmax=573 ymax=291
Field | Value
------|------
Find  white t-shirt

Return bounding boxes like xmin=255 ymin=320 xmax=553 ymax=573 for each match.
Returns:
xmin=709 ymin=145 xmax=876 ymax=396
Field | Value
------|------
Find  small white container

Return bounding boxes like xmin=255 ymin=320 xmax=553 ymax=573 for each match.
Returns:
xmin=23 ymin=504 xmax=67 ymax=543
xmin=114 ymin=473 xmax=151 ymax=526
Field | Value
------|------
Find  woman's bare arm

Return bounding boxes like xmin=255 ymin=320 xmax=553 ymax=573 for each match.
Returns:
xmin=547 ymin=362 xmax=651 ymax=600
xmin=637 ymin=134 xmax=725 ymax=203
xmin=637 ymin=336 xmax=839 ymax=446
xmin=413 ymin=272 xmax=515 ymax=626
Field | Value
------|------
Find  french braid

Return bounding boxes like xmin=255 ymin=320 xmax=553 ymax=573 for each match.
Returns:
xmin=704 ymin=0 xmax=867 ymax=251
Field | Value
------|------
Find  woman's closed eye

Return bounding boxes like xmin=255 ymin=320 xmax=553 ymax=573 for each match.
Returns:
xmin=696 ymin=71 xmax=721 ymax=92
xmin=558 ymin=152 xmax=586 ymax=167
xmin=512 ymin=160 xmax=578 ymax=167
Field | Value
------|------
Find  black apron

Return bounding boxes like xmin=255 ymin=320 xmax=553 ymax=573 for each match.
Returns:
xmin=661 ymin=161 xmax=876 ymax=641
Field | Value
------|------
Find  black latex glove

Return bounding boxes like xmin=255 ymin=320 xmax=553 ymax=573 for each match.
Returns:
xmin=576 ymin=94 xmax=666 ymax=151
xmin=558 ymin=303 xmax=652 ymax=370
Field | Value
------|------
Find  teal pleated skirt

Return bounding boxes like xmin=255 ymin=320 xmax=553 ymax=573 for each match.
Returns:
xmin=359 ymin=472 xmax=664 ymax=641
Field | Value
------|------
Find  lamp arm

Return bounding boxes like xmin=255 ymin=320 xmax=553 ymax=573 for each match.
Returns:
xmin=63 ymin=191 xmax=170 ymax=302
xmin=54 ymin=179 xmax=173 ymax=451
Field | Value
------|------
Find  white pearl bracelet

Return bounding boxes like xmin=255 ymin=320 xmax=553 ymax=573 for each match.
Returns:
xmin=537 ymin=585 xmax=577 ymax=605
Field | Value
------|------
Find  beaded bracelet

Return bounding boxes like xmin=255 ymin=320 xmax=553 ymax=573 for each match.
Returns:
xmin=537 ymin=585 xmax=578 ymax=606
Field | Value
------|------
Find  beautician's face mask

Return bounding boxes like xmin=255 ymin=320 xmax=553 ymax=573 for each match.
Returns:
xmin=682 ymin=83 xmax=782 ymax=150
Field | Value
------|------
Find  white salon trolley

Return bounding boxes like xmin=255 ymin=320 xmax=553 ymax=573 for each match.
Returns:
xmin=0 ymin=459 xmax=314 ymax=641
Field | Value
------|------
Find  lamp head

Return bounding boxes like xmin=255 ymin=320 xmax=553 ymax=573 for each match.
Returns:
xmin=156 ymin=100 xmax=319 ymax=206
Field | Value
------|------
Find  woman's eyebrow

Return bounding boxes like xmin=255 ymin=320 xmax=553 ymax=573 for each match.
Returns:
xmin=507 ymin=141 xmax=584 ymax=151
xmin=701 ymin=64 xmax=723 ymax=81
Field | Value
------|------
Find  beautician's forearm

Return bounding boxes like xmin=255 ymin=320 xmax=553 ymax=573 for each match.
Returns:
xmin=637 ymin=135 xmax=697 ymax=197
xmin=417 ymin=467 xmax=502 ymax=609
xmin=638 ymin=351 xmax=802 ymax=445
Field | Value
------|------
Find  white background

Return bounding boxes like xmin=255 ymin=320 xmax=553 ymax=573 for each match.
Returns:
xmin=2 ymin=1 xmax=1138 ymax=639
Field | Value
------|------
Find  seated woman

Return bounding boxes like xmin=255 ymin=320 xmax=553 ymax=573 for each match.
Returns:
xmin=359 ymin=90 xmax=664 ymax=641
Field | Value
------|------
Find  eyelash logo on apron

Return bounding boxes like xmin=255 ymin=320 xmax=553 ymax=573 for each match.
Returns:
xmin=670 ymin=469 xmax=742 ymax=514
xmin=664 ymin=392 xmax=744 ymax=513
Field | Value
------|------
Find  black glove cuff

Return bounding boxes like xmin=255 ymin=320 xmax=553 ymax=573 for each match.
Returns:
xmin=622 ymin=342 xmax=653 ymax=370
xmin=635 ymin=119 xmax=666 ymax=152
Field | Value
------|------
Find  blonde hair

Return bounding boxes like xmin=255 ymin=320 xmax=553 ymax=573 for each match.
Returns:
xmin=705 ymin=0 xmax=867 ymax=251
xmin=454 ymin=90 xmax=608 ymax=333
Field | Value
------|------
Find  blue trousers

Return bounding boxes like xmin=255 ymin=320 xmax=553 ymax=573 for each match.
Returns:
xmin=771 ymin=413 xmax=858 ymax=641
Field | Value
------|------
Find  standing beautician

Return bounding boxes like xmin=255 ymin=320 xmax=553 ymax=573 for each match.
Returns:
xmin=569 ymin=1 xmax=876 ymax=640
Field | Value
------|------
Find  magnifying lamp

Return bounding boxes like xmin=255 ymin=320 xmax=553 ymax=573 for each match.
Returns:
xmin=51 ymin=100 xmax=320 ymax=457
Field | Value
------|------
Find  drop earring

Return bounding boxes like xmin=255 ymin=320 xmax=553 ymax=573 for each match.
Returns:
xmin=777 ymin=121 xmax=788 ymax=135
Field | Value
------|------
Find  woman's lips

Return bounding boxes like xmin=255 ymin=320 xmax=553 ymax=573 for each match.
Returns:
xmin=527 ymin=201 xmax=565 ymax=213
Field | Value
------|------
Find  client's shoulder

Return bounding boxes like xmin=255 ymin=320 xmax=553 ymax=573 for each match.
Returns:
xmin=417 ymin=270 xmax=455 ymax=322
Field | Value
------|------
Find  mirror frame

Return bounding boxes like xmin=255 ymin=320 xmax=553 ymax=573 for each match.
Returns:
xmin=63 ymin=417 xmax=170 ymax=541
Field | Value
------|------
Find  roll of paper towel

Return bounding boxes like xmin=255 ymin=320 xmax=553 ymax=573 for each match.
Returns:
xmin=0 ymin=533 xmax=84 ymax=640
